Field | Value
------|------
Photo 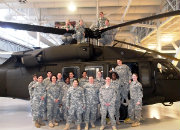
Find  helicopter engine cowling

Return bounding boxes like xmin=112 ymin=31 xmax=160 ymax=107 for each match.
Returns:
xmin=42 ymin=44 xmax=93 ymax=62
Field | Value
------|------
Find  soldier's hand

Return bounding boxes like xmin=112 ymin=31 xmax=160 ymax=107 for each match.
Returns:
xmin=109 ymin=70 xmax=112 ymax=73
xmin=136 ymin=101 xmax=140 ymax=105
xmin=67 ymin=107 xmax=69 ymax=109
xmin=83 ymin=106 xmax=86 ymax=109
xmin=41 ymin=96 xmax=44 ymax=100
xmin=129 ymin=80 xmax=131 ymax=84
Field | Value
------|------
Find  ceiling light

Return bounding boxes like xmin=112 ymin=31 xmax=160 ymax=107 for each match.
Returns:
xmin=160 ymin=35 xmax=174 ymax=43
xmin=68 ymin=2 xmax=76 ymax=12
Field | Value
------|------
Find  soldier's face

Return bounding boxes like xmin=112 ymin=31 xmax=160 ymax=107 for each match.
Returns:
xmin=57 ymin=73 xmax=62 ymax=79
xmin=97 ymin=72 xmax=102 ymax=78
xmin=89 ymin=77 xmax=94 ymax=84
xmin=105 ymin=20 xmax=109 ymax=26
xmin=52 ymin=76 xmax=56 ymax=83
xmin=47 ymin=72 xmax=52 ymax=78
xmin=117 ymin=60 xmax=122 ymax=65
xmin=99 ymin=13 xmax=104 ymax=18
xmin=79 ymin=20 xmax=83 ymax=25
xmin=132 ymin=74 xmax=138 ymax=81
xmin=112 ymin=73 xmax=116 ymax=80
xmin=82 ymin=72 xmax=87 ymax=78
xmin=66 ymin=78 xmax=70 ymax=84
xmin=38 ymin=76 xmax=43 ymax=83
xmin=33 ymin=76 xmax=37 ymax=81
xmin=73 ymin=80 xmax=78 ymax=87
xmin=69 ymin=73 xmax=74 ymax=78
xmin=105 ymin=77 xmax=111 ymax=84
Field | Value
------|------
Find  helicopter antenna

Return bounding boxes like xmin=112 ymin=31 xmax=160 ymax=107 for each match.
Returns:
xmin=114 ymin=40 xmax=180 ymax=62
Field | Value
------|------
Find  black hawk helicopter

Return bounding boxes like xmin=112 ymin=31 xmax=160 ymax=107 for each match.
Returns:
xmin=0 ymin=10 xmax=180 ymax=107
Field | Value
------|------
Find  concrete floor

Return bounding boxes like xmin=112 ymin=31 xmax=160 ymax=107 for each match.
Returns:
xmin=0 ymin=97 xmax=180 ymax=130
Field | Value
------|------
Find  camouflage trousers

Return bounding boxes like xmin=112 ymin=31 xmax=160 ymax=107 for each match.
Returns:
xmin=100 ymin=105 xmax=116 ymax=126
xmin=84 ymin=104 xmax=98 ymax=123
xmin=128 ymin=99 xmax=142 ymax=122
xmin=67 ymin=105 xmax=83 ymax=124
xmin=47 ymin=100 xmax=60 ymax=122
xmin=120 ymin=82 xmax=129 ymax=100
xmin=115 ymin=101 xmax=121 ymax=121
xmin=32 ymin=99 xmax=44 ymax=121
xmin=62 ymin=101 xmax=68 ymax=121
xmin=74 ymin=33 xmax=85 ymax=43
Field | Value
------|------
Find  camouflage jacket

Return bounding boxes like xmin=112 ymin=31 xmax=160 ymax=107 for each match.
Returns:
xmin=130 ymin=81 xmax=143 ymax=102
xmin=32 ymin=82 xmax=46 ymax=101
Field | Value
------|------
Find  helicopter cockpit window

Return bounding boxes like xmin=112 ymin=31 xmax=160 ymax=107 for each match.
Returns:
xmin=156 ymin=62 xmax=178 ymax=80
xmin=85 ymin=66 xmax=103 ymax=78
xmin=62 ymin=66 xmax=80 ymax=81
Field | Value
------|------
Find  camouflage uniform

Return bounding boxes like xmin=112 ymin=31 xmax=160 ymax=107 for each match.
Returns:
xmin=111 ymin=79 xmax=122 ymax=122
xmin=74 ymin=24 xmax=85 ymax=43
xmin=32 ymin=82 xmax=46 ymax=121
xmin=129 ymin=81 xmax=143 ymax=122
xmin=47 ymin=82 xmax=62 ymax=123
xmin=28 ymin=80 xmax=37 ymax=116
xmin=61 ymin=83 xmax=71 ymax=120
xmin=114 ymin=64 xmax=132 ymax=100
xmin=66 ymin=86 xmax=86 ymax=125
xmin=79 ymin=77 xmax=88 ymax=87
xmin=97 ymin=17 xmax=107 ymax=29
xmin=84 ymin=83 xmax=99 ymax=124
xmin=70 ymin=77 xmax=75 ymax=85
xmin=99 ymin=85 xmax=116 ymax=126
xmin=42 ymin=77 xmax=51 ymax=119
xmin=61 ymin=25 xmax=74 ymax=44
xmin=99 ymin=25 xmax=117 ymax=45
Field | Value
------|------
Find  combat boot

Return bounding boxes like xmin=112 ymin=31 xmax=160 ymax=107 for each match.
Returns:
xmin=124 ymin=118 xmax=133 ymax=124
xmin=64 ymin=123 xmax=70 ymax=130
xmin=48 ymin=121 xmax=54 ymax=128
xmin=131 ymin=121 xmax=140 ymax=127
xmin=116 ymin=120 xmax=121 ymax=125
xmin=100 ymin=125 xmax=105 ymax=130
xmin=35 ymin=120 xmax=41 ymax=128
xmin=91 ymin=122 xmax=96 ymax=128
xmin=77 ymin=124 xmax=81 ymax=130
xmin=84 ymin=123 xmax=88 ymax=130
xmin=38 ymin=119 xmax=45 ymax=126
xmin=112 ymin=126 xmax=117 ymax=130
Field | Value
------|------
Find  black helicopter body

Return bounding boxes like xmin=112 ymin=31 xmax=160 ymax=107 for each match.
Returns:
xmin=0 ymin=43 xmax=180 ymax=105
xmin=0 ymin=10 xmax=180 ymax=106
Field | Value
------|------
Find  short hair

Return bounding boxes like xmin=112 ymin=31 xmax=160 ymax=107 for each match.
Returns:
xmin=132 ymin=73 xmax=138 ymax=77
xmin=32 ymin=74 xmax=37 ymax=78
xmin=47 ymin=71 xmax=52 ymax=74
xmin=69 ymin=72 xmax=74 ymax=75
xmin=110 ymin=72 xmax=119 ymax=79
xmin=89 ymin=76 xmax=94 ymax=79
xmin=82 ymin=71 xmax=87 ymax=74
xmin=100 ymin=12 xmax=103 ymax=14
xmin=106 ymin=19 xmax=109 ymax=22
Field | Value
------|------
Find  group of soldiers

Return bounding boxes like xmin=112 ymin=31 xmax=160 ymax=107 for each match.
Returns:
xmin=28 ymin=59 xmax=143 ymax=130
xmin=58 ymin=11 xmax=116 ymax=45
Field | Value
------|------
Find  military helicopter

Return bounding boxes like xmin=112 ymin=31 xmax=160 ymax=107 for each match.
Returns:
xmin=0 ymin=10 xmax=180 ymax=107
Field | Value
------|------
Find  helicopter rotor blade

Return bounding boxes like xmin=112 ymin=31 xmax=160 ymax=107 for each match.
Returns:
xmin=101 ymin=10 xmax=180 ymax=33
xmin=114 ymin=40 xmax=180 ymax=62
xmin=0 ymin=21 xmax=74 ymax=35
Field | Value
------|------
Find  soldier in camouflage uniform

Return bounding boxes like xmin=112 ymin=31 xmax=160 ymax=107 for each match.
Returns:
xmin=99 ymin=77 xmax=117 ymax=130
xmin=61 ymin=77 xmax=71 ymax=121
xmin=69 ymin=72 xmax=75 ymax=85
xmin=64 ymin=79 xmax=86 ymax=130
xmin=95 ymin=71 xmax=105 ymax=87
xmin=110 ymin=72 xmax=122 ymax=125
xmin=128 ymin=73 xmax=143 ymax=127
xmin=114 ymin=59 xmax=132 ymax=102
xmin=61 ymin=19 xmax=74 ymax=44
xmin=28 ymin=74 xmax=37 ymax=116
xmin=97 ymin=12 xmax=108 ymax=29
xmin=74 ymin=19 xmax=86 ymax=43
xmin=56 ymin=72 xmax=65 ymax=121
xmin=47 ymin=76 xmax=62 ymax=128
xmin=79 ymin=71 xmax=88 ymax=87
xmin=42 ymin=71 xmax=52 ymax=120
xmin=32 ymin=76 xmax=46 ymax=128
xmin=99 ymin=19 xmax=117 ymax=45
xmin=84 ymin=76 xmax=99 ymax=130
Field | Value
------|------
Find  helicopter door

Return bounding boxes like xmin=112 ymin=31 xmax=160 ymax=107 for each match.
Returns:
xmin=154 ymin=61 xmax=180 ymax=102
